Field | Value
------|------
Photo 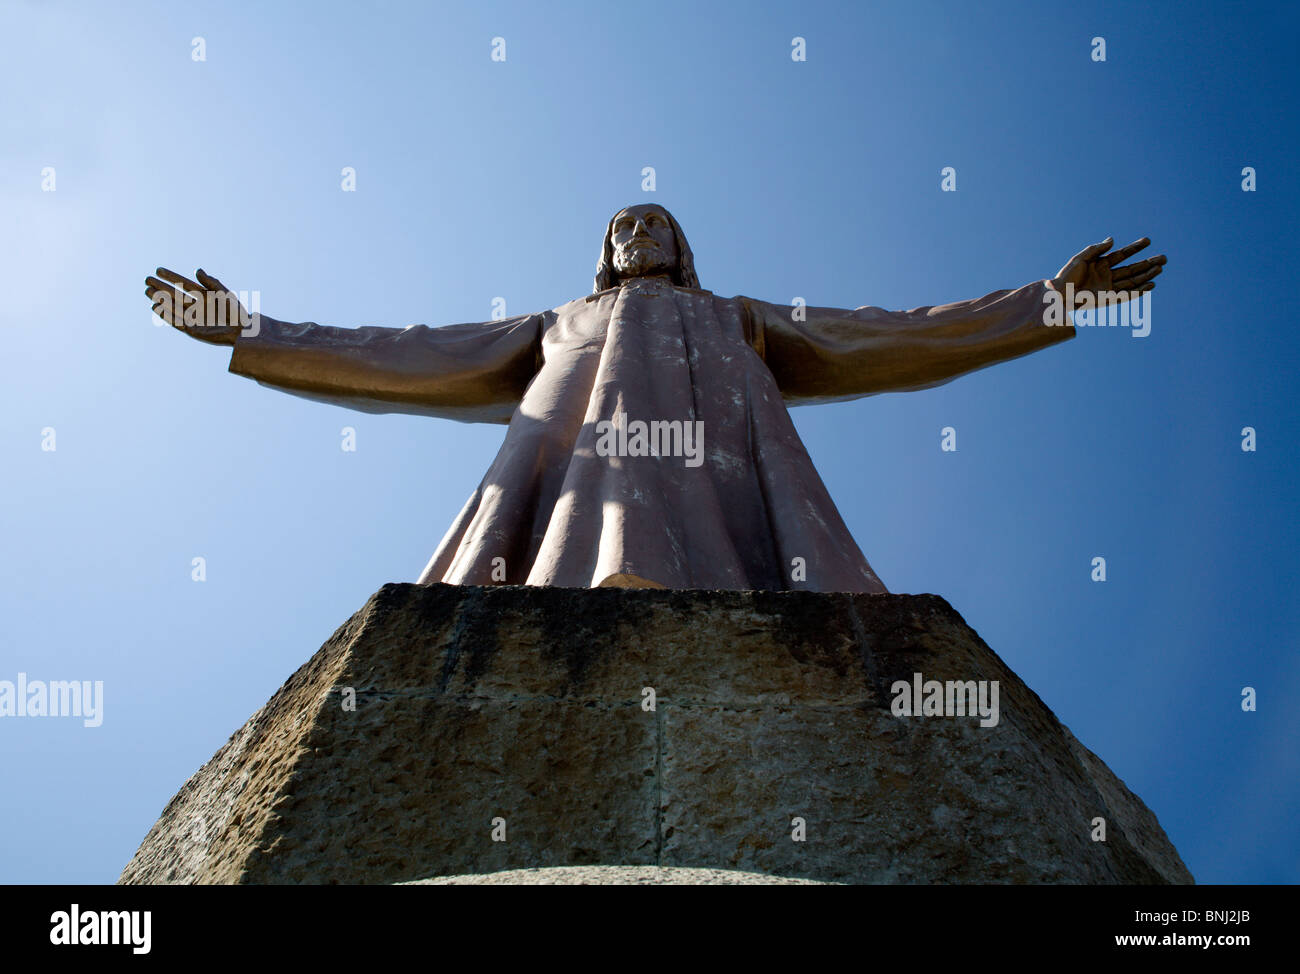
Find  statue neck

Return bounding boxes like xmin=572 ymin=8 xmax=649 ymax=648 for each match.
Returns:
xmin=619 ymin=272 xmax=674 ymax=286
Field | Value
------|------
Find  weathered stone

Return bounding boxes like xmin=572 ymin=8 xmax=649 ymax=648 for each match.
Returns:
xmin=118 ymin=584 xmax=1193 ymax=885
xmin=403 ymin=866 xmax=829 ymax=885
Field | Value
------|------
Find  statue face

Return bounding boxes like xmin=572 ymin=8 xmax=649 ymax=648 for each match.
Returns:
xmin=610 ymin=205 xmax=679 ymax=281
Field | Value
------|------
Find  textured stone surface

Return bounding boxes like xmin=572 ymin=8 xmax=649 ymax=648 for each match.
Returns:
xmin=118 ymin=584 xmax=1193 ymax=885
xmin=404 ymin=866 xmax=828 ymax=885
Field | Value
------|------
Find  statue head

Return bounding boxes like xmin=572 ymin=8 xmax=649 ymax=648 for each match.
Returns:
xmin=594 ymin=203 xmax=699 ymax=292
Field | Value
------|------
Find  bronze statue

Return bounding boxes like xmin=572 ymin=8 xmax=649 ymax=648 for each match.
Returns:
xmin=146 ymin=204 xmax=1164 ymax=592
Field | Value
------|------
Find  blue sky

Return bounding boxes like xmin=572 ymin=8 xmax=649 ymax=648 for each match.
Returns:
xmin=1 ymin=0 xmax=1296 ymax=884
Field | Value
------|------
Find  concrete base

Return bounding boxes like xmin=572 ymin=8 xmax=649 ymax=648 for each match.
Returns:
xmin=118 ymin=584 xmax=1193 ymax=885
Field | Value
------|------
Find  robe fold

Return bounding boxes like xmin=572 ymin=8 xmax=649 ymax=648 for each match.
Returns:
xmin=229 ymin=277 xmax=1073 ymax=593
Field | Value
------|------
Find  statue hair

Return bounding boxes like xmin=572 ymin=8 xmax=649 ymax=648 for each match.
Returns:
xmin=593 ymin=205 xmax=700 ymax=293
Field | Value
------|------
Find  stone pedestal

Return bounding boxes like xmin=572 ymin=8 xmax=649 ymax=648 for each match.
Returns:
xmin=119 ymin=584 xmax=1193 ymax=884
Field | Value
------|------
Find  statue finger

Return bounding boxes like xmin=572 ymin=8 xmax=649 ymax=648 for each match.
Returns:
xmin=1119 ymin=265 xmax=1163 ymax=288
xmin=155 ymin=302 xmax=183 ymax=329
xmin=1128 ymin=260 xmax=1166 ymax=281
xmin=144 ymin=275 xmax=183 ymax=294
xmin=147 ymin=283 xmax=184 ymax=319
xmin=1103 ymin=237 xmax=1150 ymax=266
xmin=149 ymin=281 xmax=199 ymax=317
xmin=195 ymin=268 xmax=228 ymax=292
xmin=1112 ymin=255 xmax=1166 ymax=281
xmin=171 ymin=290 xmax=202 ymax=325
xmin=148 ymin=290 xmax=174 ymax=324
xmin=156 ymin=267 xmax=205 ymax=295
xmin=1081 ymin=236 xmax=1114 ymax=259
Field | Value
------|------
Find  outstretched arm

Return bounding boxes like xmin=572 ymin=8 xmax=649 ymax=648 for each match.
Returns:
xmin=146 ymin=267 xmax=544 ymax=424
xmin=743 ymin=238 xmax=1165 ymax=404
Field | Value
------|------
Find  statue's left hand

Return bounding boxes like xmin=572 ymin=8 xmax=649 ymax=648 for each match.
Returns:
xmin=1050 ymin=237 xmax=1166 ymax=306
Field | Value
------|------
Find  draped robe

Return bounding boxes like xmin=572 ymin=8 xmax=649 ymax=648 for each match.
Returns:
xmin=228 ymin=276 xmax=1074 ymax=593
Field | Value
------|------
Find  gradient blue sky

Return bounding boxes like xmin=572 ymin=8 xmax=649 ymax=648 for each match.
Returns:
xmin=2 ymin=0 xmax=1296 ymax=884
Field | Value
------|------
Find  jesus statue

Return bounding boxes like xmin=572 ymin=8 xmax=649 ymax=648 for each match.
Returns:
xmin=145 ymin=204 xmax=1164 ymax=593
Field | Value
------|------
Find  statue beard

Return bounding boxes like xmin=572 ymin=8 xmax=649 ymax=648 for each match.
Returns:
xmin=613 ymin=242 xmax=676 ymax=282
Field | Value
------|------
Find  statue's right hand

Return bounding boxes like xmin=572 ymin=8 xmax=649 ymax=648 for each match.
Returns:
xmin=145 ymin=267 xmax=249 ymax=346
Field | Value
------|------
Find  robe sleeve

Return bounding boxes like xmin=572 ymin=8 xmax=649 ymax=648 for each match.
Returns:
xmin=227 ymin=311 xmax=546 ymax=424
xmin=741 ymin=279 xmax=1075 ymax=405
